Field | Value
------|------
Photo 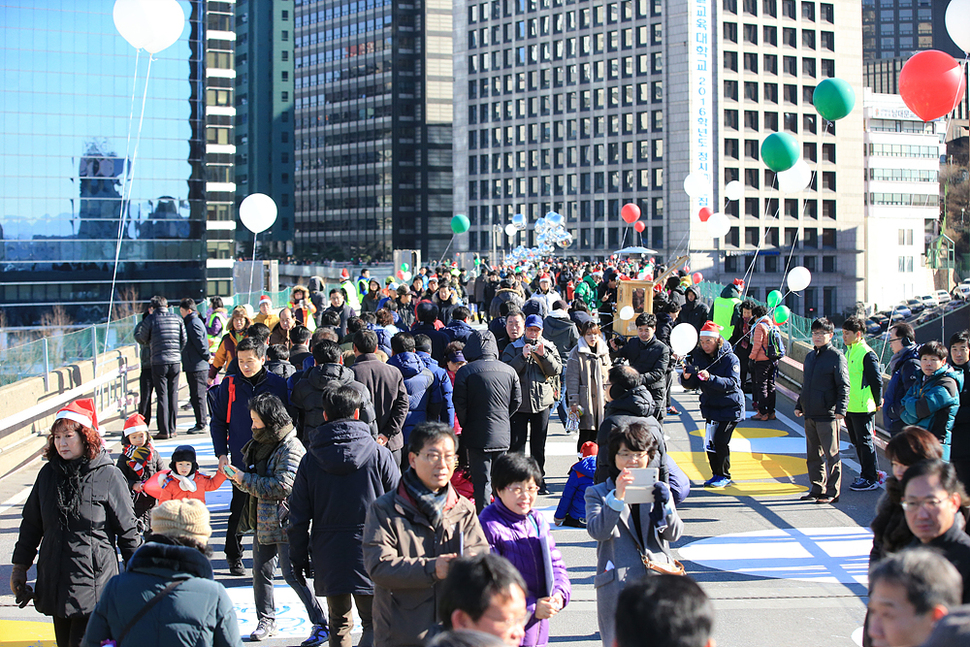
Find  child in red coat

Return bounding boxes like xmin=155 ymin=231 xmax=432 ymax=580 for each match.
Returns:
xmin=143 ymin=445 xmax=227 ymax=503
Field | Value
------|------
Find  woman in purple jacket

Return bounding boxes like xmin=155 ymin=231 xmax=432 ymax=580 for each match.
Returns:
xmin=479 ymin=453 xmax=571 ymax=647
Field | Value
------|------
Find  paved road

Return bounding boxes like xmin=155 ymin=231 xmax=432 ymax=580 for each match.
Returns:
xmin=0 ymin=381 xmax=878 ymax=647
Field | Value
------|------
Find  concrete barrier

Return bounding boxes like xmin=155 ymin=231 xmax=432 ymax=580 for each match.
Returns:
xmin=0 ymin=345 xmax=141 ymax=478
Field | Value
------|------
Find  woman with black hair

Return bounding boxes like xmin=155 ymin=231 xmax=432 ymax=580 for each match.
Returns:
xmin=585 ymin=422 xmax=682 ymax=647
xmin=11 ymin=399 xmax=140 ymax=647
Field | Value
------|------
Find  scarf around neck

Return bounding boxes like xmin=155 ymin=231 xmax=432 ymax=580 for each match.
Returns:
xmin=170 ymin=471 xmax=198 ymax=492
xmin=401 ymin=467 xmax=449 ymax=529
xmin=242 ymin=422 xmax=293 ymax=475
xmin=124 ymin=442 xmax=155 ymax=477
xmin=53 ymin=454 xmax=88 ymax=527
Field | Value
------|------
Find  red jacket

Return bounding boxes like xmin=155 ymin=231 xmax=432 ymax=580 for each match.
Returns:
xmin=143 ymin=469 xmax=227 ymax=503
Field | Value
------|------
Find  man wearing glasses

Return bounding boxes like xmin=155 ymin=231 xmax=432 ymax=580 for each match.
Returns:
xmin=900 ymin=459 xmax=970 ymax=603
xmin=882 ymin=322 xmax=922 ymax=436
xmin=364 ymin=422 xmax=489 ymax=647
xmin=794 ymin=318 xmax=849 ymax=504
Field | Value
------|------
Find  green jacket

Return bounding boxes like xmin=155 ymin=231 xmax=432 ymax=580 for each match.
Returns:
xmin=575 ymin=275 xmax=599 ymax=312
xmin=846 ymin=340 xmax=881 ymax=413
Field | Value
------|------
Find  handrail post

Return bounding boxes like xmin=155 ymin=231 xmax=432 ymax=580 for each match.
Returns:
xmin=43 ymin=337 xmax=50 ymax=391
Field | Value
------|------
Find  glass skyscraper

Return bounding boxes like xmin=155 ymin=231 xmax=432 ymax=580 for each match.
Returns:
xmin=0 ymin=1 xmax=207 ymax=326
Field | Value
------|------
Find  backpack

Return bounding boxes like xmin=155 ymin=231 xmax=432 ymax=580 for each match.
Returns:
xmin=762 ymin=322 xmax=786 ymax=361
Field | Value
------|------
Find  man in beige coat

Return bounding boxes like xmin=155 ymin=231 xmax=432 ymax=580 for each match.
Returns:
xmin=363 ymin=422 xmax=488 ymax=647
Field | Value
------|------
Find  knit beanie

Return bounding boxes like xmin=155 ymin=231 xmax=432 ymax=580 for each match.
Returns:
xmin=151 ymin=499 xmax=212 ymax=544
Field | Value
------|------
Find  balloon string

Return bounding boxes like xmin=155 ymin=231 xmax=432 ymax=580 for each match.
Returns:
xmin=98 ymin=50 xmax=151 ymax=401
xmin=250 ymin=235 xmax=259 ymax=299
xmin=737 ymin=173 xmax=780 ymax=300
xmin=438 ymin=234 xmax=455 ymax=265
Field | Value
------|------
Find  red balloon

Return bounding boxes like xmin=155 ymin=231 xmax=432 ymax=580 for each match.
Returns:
xmin=692 ymin=272 xmax=703 ymax=284
xmin=698 ymin=207 xmax=713 ymax=222
xmin=899 ymin=50 xmax=967 ymax=121
xmin=621 ymin=203 xmax=641 ymax=224
xmin=633 ymin=220 xmax=646 ymax=233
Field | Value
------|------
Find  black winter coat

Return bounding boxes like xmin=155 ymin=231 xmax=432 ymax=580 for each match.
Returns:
xmin=13 ymin=449 xmax=140 ymax=617
xmin=615 ymin=336 xmax=670 ymax=404
xmin=115 ymin=443 xmax=165 ymax=519
xmin=287 ymin=419 xmax=400 ymax=596
xmin=410 ymin=322 xmax=450 ymax=366
xmin=680 ymin=343 xmax=745 ymax=423
xmin=594 ymin=386 xmax=665 ymax=484
xmin=795 ymin=343 xmax=850 ymax=419
xmin=454 ymin=331 xmax=522 ymax=451
xmin=543 ymin=312 xmax=580 ymax=358
xmin=181 ymin=311 xmax=210 ymax=373
xmin=290 ymin=363 xmax=379 ymax=442
xmin=681 ymin=289 xmax=710 ymax=333
xmin=135 ymin=307 xmax=187 ymax=366
xmin=952 ymin=362 xmax=970 ymax=461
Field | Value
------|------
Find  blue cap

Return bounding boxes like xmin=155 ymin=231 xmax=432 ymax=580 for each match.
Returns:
xmin=525 ymin=314 xmax=544 ymax=329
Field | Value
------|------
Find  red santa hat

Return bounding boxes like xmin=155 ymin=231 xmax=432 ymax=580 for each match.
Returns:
xmin=732 ymin=278 xmax=745 ymax=290
xmin=700 ymin=321 xmax=723 ymax=338
xmin=539 ymin=273 xmax=551 ymax=283
xmin=55 ymin=399 xmax=99 ymax=432
xmin=340 ymin=268 xmax=350 ymax=280
xmin=259 ymin=295 xmax=272 ymax=307
xmin=123 ymin=413 xmax=149 ymax=437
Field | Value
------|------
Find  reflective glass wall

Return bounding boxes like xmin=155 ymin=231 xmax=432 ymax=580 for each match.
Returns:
xmin=0 ymin=1 xmax=205 ymax=326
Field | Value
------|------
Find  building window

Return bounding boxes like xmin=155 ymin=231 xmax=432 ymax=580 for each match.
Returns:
xmin=898 ymin=229 xmax=914 ymax=245
xmin=282 ymin=30 xmax=289 ymax=41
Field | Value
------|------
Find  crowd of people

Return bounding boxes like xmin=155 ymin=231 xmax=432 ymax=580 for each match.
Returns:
xmin=9 ymin=257 xmax=970 ymax=647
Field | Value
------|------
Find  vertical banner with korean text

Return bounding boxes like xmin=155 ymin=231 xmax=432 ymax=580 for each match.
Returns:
xmin=689 ymin=0 xmax=713 ymax=210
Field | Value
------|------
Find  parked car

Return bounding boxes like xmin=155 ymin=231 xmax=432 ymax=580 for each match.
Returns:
xmin=865 ymin=318 xmax=883 ymax=336
xmin=915 ymin=308 xmax=941 ymax=325
xmin=917 ymin=294 xmax=940 ymax=309
xmin=935 ymin=290 xmax=952 ymax=304
xmin=953 ymin=285 xmax=970 ymax=301
xmin=869 ymin=313 xmax=890 ymax=331
xmin=945 ymin=298 xmax=965 ymax=311
xmin=879 ymin=310 xmax=908 ymax=323
xmin=895 ymin=303 xmax=916 ymax=318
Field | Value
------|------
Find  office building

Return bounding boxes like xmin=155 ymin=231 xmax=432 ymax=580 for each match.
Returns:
xmin=454 ymin=0 xmax=865 ymax=317
xmin=862 ymin=89 xmax=942 ymax=307
xmin=861 ymin=0 xmax=963 ymax=61
xmin=205 ymin=0 xmax=238 ymax=297
xmin=0 ymin=1 xmax=209 ymax=326
xmin=234 ymin=0 xmax=295 ymax=257
xmin=293 ymin=0 xmax=455 ymax=261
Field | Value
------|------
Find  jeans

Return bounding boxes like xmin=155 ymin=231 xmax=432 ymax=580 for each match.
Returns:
xmin=328 ymin=593 xmax=374 ymax=647
xmin=151 ymin=362 xmax=181 ymax=437
xmin=510 ymin=408 xmax=551 ymax=474
xmin=751 ymin=360 xmax=778 ymax=414
xmin=845 ymin=412 xmax=879 ymax=482
xmin=226 ymin=486 xmax=248 ymax=561
xmin=706 ymin=420 xmax=738 ymax=479
xmin=467 ymin=447 xmax=504 ymax=513
xmin=253 ymin=540 xmax=328 ymax=626
xmin=805 ymin=418 xmax=842 ymax=497
xmin=185 ymin=369 xmax=208 ymax=427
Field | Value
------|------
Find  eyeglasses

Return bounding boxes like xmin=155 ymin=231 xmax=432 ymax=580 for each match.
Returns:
xmin=889 ymin=338 xmax=902 ymax=343
xmin=504 ymin=485 xmax=540 ymax=496
xmin=901 ymin=497 xmax=948 ymax=512
xmin=482 ymin=610 xmax=530 ymax=631
xmin=616 ymin=450 xmax=649 ymax=461
xmin=419 ymin=452 xmax=458 ymax=465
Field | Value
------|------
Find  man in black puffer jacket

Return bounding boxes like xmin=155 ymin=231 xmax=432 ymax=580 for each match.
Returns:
xmin=291 ymin=339 xmax=379 ymax=442
xmin=454 ymin=330 xmax=522 ymax=512
xmin=594 ymin=365 xmax=666 ymax=486
xmin=611 ymin=312 xmax=670 ymax=417
xmin=135 ymin=295 xmax=187 ymax=440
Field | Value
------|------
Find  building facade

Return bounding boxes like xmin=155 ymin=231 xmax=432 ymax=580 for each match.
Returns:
xmin=205 ymin=0 xmax=238 ymax=298
xmin=0 ymin=1 xmax=209 ymax=326
xmin=234 ymin=0 xmax=295 ymax=257
xmin=293 ymin=0 xmax=455 ymax=262
xmin=861 ymin=0 xmax=963 ymax=61
xmin=454 ymin=0 xmax=865 ymax=317
xmin=862 ymin=89 xmax=943 ymax=307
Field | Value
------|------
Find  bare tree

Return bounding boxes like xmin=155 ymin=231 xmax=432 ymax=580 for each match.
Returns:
xmin=112 ymin=285 xmax=142 ymax=321
xmin=39 ymin=305 xmax=73 ymax=337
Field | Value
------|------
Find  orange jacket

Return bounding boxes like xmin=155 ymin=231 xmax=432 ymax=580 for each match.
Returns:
xmin=142 ymin=468 xmax=227 ymax=503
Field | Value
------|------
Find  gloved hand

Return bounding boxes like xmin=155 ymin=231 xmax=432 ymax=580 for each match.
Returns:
xmin=649 ymin=482 xmax=671 ymax=527
xmin=10 ymin=564 xmax=33 ymax=608
xmin=291 ymin=559 xmax=313 ymax=585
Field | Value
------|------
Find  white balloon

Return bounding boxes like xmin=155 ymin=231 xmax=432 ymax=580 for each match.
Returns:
xmin=669 ymin=323 xmax=699 ymax=356
xmin=683 ymin=172 xmax=711 ymax=199
xmin=776 ymin=159 xmax=813 ymax=193
xmin=114 ymin=0 xmax=185 ymax=54
xmin=724 ymin=180 xmax=744 ymax=202
xmin=787 ymin=266 xmax=812 ymax=292
xmin=946 ymin=0 xmax=970 ymax=54
xmin=619 ymin=306 xmax=635 ymax=321
xmin=239 ymin=193 xmax=279 ymax=234
xmin=706 ymin=212 xmax=730 ymax=238
xmin=402 ymin=271 xmax=412 ymax=281
xmin=505 ymin=223 xmax=518 ymax=237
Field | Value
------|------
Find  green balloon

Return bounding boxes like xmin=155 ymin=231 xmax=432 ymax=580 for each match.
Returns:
xmin=773 ymin=305 xmax=791 ymax=325
xmin=401 ymin=262 xmax=409 ymax=271
xmin=761 ymin=133 xmax=800 ymax=173
xmin=451 ymin=214 xmax=470 ymax=234
xmin=813 ymin=78 xmax=855 ymax=121
xmin=767 ymin=290 xmax=783 ymax=308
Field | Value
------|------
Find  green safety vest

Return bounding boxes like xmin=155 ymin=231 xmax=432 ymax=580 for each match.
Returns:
xmin=846 ymin=339 xmax=877 ymax=413
xmin=712 ymin=296 xmax=740 ymax=341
